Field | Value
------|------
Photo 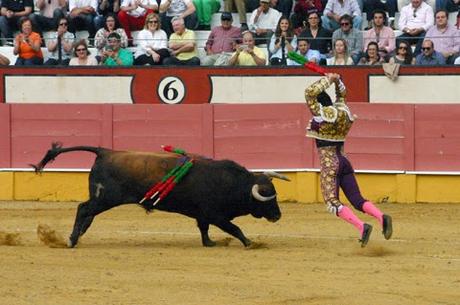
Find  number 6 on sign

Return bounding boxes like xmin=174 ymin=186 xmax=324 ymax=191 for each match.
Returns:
xmin=157 ymin=76 xmax=186 ymax=104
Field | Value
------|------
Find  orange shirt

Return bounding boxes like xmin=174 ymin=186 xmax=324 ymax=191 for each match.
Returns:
xmin=18 ymin=32 xmax=43 ymax=59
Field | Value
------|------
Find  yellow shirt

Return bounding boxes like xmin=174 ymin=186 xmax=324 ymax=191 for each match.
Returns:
xmin=233 ymin=46 xmax=266 ymax=66
xmin=169 ymin=29 xmax=198 ymax=61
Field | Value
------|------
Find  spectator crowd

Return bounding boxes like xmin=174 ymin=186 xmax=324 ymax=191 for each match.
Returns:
xmin=0 ymin=0 xmax=459 ymax=66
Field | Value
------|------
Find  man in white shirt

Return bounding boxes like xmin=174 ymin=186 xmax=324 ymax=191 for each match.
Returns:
xmin=321 ymin=0 xmax=362 ymax=31
xmin=69 ymin=0 xmax=98 ymax=40
xmin=248 ymin=0 xmax=281 ymax=45
xmin=118 ymin=0 xmax=157 ymax=44
xmin=397 ymin=0 xmax=434 ymax=55
xmin=159 ymin=0 xmax=197 ymax=37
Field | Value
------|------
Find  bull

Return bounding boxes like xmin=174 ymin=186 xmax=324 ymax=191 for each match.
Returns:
xmin=32 ymin=143 xmax=290 ymax=248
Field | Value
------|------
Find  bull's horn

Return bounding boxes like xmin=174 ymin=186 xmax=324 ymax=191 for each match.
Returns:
xmin=251 ymin=185 xmax=276 ymax=202
xmin=263 ymin=171 xmax=291 ymax=181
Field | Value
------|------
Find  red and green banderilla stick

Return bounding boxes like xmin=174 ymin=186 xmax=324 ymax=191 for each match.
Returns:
xmin=139 ymin=145 xmax=194 ymax=206
xmin=151 ymin=159 xmax=194 ymax=206
xmin=287 ymin=51 xmax=327 ymax=75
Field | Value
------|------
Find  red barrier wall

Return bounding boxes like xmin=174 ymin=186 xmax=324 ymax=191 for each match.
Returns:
xmin=2 ymin=103 xmax=460 ymax=172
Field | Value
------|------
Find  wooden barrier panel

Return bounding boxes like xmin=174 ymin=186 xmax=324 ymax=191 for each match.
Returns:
xmin=112 ymin=104 xmax=214 ymax=157
xmin=414 ymin=105 xmax=460 ymax=171
xmin=10 ymin=104 xmax=113 ymax=169
xmin=343 ymin=104 xmax=414 ymax=171
xmin=0 ymin=104 xmax=10 ymax=168
xmin=213 ymin=104 xmax=314 ymax=169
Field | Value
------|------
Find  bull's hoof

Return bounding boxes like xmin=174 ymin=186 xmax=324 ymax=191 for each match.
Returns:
xmin=244 ymin=241 xmax=267 ymax=250
xmin=202 ymin=240 xmax=217 ymax=247
xmin=67 ymin=237 xmax=77 ymax=248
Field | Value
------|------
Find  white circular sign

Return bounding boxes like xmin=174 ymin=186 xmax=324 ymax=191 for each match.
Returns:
xmin=157 ymin=76 xmax=185 ymax=104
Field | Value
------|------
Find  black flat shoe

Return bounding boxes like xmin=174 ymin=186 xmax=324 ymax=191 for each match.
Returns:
xmin=359 ymin=223 xmax=373 ymax=247
xmin=382 ymin=214 xmax=393 ymax=240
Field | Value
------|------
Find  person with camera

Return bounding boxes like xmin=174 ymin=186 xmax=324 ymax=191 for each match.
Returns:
xmin=268 ymin=16 xmax=296 ymax=65
xmin=101 ymin=31 xmax=133 ymax=65
xmin=228 ymin=30 xmax=266 ymax=66
xmin=44 ymin=17 xmax=75 ymax=66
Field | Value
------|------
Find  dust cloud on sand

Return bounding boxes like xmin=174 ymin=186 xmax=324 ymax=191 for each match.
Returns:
xmin=0 ymin=231 xmax=21 ymax=246
xmin=37 ymin=224 xmax=67 ymax=248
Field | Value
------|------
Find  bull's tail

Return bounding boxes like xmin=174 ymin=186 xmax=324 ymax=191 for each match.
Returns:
xmin=30 ymin=142 xmax=105 ymax=173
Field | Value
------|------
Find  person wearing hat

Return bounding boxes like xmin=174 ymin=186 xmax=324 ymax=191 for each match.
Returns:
xmin=304 ymin=73 xmax=393 ymax=247
xmin=201 ymin=12 xmax=241 ymax=66
xmin=101 ymin=32 xmax=134 ymax=65
xmin=248 ymin=0 xmax=282 ymax=45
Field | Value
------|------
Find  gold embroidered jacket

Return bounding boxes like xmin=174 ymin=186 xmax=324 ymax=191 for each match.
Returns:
xmin=304 ymin=77 xmax=354 ymax=142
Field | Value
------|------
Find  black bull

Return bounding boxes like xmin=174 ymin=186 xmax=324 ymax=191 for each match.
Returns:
xmin=32 ymin=143 xmax=290 ymax=248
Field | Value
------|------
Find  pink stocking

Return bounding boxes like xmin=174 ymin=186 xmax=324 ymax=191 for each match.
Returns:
xmin=362 ymin=201 xmax=383 ymax=226
xmin=338 ymin=205 xmax=364 ymax=235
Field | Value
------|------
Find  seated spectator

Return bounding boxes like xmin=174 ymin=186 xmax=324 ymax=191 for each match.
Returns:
xmin=388 ymin=40 xmax=415 ymax=64
xmin=363 ymin=0 xmax=397 ymax=24
xmin=424 ymin=9 xmax=459 ymax=64
xmin=0 ymin=52 xmax=10 ymax=65
xmin=321 ymin=0 xmax=362 ymax=32
xmin=415 ymin=39 xmax=446 ymax=64
xmin=69 ymin=39 xmax=99 ymax=65
xmin=223 ymin=0 xmax=249 ymax=31
xmin=435 ymin=0 xmax=459 ymax=12
xmin=134 ymin=13 xmax=170 ymax=65
xmin=363 ymin=9 xmax=395 ymax=60
xmin=118 ymin=0 xmax=157 ymax=45
xmin=248 ymin=0 xmax=282 ymax=45
xmin=95 ymin=13 xmax=128 ymax=61
xmin=95 ymin=0 xmax=121 ymax=30
xmin=332 ymin=14 xmax=363 ymax=63
xmin=29 ymin=0 xmax=67 ymax=36
xmin=358 ymin=41 xmax=383 ymax=64
xmin=13 ymin=17 xmax=43 ymax=65
xmin=193 ymin=0 xmax=220 ymax=30
xmin=100 ymin=31 xmax=134 ymax=65
xmin=159 ymin=0 xmax=198 ymax=37
xmin=287 ymin=38 xmax=320 ymax=65
xmin=269 ymin=16 xmax=297 ymax=65
xmin=163 ymin=16 xmax=200 ymax=65
xmin=44 ymin=17 xmax=75 ymax=65
xmin=397 ymin=0 xmax=434 ymax=55
xmin=68 ymin=0 xmax=98 ymax=42
xmin=228 ymin=30 xmax=267 ymax=65
xmin=290 ymin=0 xmax=323 ymax=32
xmin=0 ymin=0 xmax=34 ymax=44
xmin=299 ymin=11 xmax=332 ymax=63
xmin=326 ymin=38 xmax=354 ymax=65
xmin=201 ymin=12 xmax=241 ymax=66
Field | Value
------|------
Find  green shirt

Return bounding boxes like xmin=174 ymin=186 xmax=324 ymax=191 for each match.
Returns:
xmin=103 ymin=48 xmax=133 ymax=66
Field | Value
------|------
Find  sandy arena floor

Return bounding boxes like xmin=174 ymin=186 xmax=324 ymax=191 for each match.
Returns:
xmin=0 ymin=201 xmax=459 ymax=305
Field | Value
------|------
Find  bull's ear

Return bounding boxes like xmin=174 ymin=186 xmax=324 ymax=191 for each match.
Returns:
xmin=263 ymin=171 xmax=291 ymax=182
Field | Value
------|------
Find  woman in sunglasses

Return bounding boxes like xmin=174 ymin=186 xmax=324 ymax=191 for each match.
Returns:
xmin=388 ymin=40 xmax=415 ymax=64
xmin=94 ymin=13 xmax=128 ymax=62
xmin=44 ymin=17 xmax=75 ymax=66
xmin=69 ymin=40 xmax=98 ymax=65
xmin=133 ymin=13 xmax=170 ymax=65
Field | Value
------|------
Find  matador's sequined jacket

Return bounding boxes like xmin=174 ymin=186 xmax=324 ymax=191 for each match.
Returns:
xmin=304 ymin=77 xmax=355 ymax=142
